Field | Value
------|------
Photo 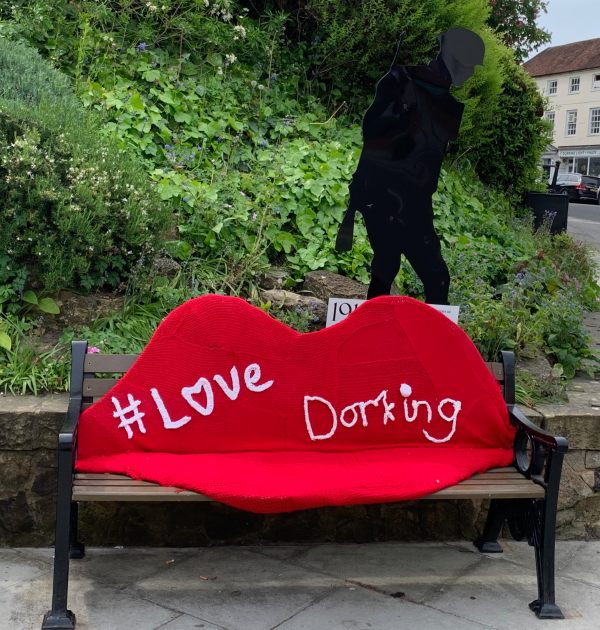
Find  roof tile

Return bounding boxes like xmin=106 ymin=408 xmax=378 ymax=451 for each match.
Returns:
xmin=524 ymin=38 xmax=600 ymax=77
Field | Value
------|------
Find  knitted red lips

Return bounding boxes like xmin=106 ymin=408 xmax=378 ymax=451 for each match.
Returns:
xmin=75 ymin=295 xmax=515 ymax=513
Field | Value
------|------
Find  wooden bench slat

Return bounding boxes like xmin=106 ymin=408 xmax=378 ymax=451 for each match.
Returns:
xmin=72 ymin=466 xmax=544 ymax=503
xmin=83 ymin=378 xmax=120 ymax=397
xmin=84 ymin=354 xmax=138 ymax=372
xmin=73 ymin=489 xmax=211 ymax=502
xmin=427 ymin=484 xmax=543 ymax=499
xmin=79 ymin=361 xmax=505 ymax=401
xmin=82 ymin=357 xmax=503 ymax=380
xmin=74 ymin=468 xmax=522 ymax=481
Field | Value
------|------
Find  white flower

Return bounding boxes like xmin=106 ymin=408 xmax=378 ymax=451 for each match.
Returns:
xmin=225 ymin=53 xmax=237 ymax=65
xmin=233 ymin=24 xmax=246 ymax=39
xmin=216 ymin=67 xmax=223 ymax=75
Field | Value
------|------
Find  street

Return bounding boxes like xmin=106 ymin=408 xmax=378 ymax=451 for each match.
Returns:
xmin=567 ymin=201 xmax=600 ymax=251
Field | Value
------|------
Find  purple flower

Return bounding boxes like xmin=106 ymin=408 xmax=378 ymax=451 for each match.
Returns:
xmin=87 ymin=347 xmax=101 ymax=354
xmin=251 ymin=212 xmax=257 ymax=221
xmin=136 ymin=42 xmax=147 ymax=51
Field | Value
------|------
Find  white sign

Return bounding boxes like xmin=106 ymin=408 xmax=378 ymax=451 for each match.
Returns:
xmin=326 ymin=298 xmax=364 ymax=327
xmin=558 ymin=149 xmax=600 ymax=158
xmin=326 ymin=298 xmax=460 ymax=327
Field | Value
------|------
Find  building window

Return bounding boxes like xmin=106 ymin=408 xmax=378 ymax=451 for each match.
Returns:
xmin=545 ymin=111 xmax=555 ymax=130
xmin=566 ymin=110 xmax=577 ymax=136
xmin=547 ymin=79 xmax=558 ymax=95
xmin=593 ymin=74 xmax=600 ymax=90
xmin=569 ymin=76 xmax=580 ymax=93
xmin=590 ymin=157 xmax=600 ymax=177
xmin=590 ymin=108 xmax=600 ymax=135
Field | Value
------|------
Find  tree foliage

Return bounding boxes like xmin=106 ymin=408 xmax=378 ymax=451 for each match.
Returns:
xmin=474 ymin=57 xmax=551 ymax=196
xmin=487 ymin=0 xmax=550 ymax=62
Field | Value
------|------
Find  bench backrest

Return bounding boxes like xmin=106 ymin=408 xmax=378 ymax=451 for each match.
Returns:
xmin=80 ymin=353 xmax=511 ymax=410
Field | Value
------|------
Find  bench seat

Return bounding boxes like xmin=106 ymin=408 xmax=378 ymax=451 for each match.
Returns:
xmin=72 ymin=467 xmax=545 ymax=502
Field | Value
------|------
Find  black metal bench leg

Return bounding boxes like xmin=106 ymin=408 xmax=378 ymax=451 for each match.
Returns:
xmin=529 ymin=450 xmax=565 ymax=620
xmin=42 ymin=449 xmax=76 ymax=629
xmin=69 ymin=503 xmax=85 ymax=560
xmin=474 ymin=499 xmax=505 ymax=553
xmin=528 ymin=498 xmax=563 ymax=619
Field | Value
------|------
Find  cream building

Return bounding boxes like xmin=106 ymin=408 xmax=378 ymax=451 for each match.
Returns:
xmin=524 ymin=38 xmax=600 ymax=176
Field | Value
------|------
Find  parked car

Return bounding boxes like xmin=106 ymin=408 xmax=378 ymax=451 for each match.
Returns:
xmin=551 ymin=173 xmax=600 ymax=203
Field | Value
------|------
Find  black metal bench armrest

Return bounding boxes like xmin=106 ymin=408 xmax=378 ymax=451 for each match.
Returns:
xmin=508 ymin=405 xmax=568 ymax=453
xmin=57 ymin=340 xmax=88 ymax=453
xmin=58 ymin=398 xmax=81 ymax=451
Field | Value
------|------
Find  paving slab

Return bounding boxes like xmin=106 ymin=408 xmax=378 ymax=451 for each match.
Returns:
xmin=446 ymin=540 xmax=589 ymax=573
xmin=424 ymin=553 xmax=600 ymax=629
xmin=275 ymin=585 xmax=490 ymax=630
xmin=559 ymin=541 xmax=600 ymax=587
xmin=131 ymin=547 xmax=342 ymax=630
xmin=154 ymin=613 xmax=225 ymax=629
xmin=268 ymin=542 xmax=484 ymax=604
xmin=0 ymin=548 xmax=49 ymax=586
xmin=0 ymin=571 xmax=177 ymax=630
xmin=69 ymin=547 xmax=201 ymax=590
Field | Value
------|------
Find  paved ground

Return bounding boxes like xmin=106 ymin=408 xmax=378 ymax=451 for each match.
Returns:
xmin=567 ymin=202 xmax=600 ymax=250
xmin=3 ymin=541 xmax=600 ymax=630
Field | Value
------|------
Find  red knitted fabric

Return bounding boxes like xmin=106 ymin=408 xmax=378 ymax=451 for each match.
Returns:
xmin=75 ymin=295 xmax=515 ymax=513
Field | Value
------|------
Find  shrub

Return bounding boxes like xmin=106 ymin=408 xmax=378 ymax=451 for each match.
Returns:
xmin=0 ymin=37 xmax=172 ymax=298
xmin=473 ymin=57 xmax=551 ymax=197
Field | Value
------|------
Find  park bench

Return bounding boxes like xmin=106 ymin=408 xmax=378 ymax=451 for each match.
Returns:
xmin=42 ymin=315 xmax=568 ymax=629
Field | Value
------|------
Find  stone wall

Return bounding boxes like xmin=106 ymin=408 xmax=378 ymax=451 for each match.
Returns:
xmin=538 ymin=378 xmax=600 ymax=538
xmin=0 ymin=395 xmax=67 ymax=545
xmin=0 ymin=394 xmax=598 ymax=546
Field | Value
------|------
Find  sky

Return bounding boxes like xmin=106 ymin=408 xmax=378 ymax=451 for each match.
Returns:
xmin=532 ymin=0 xmax=600 ymax=55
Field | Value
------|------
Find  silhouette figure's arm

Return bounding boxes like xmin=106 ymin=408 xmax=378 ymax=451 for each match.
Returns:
xmin=362 ymin=68 xmax=417 ymax=141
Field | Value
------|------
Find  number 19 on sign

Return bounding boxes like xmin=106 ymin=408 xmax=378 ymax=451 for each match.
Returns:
xmin=326 ymin=299 xmax=365 ymax=327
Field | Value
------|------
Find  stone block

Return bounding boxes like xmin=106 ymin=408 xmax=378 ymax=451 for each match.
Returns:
xmin=260 ymin=289 xmax=327 ymax=324
xmin=558 ymin=459 xmax=593 ymax=510
xmin=35 ymin=400 xmax=66 ymax=449
xmin=0 ymin=492 xmax=34 ymax=537
xmin=31 ymin=450 xmax=57 ymax=497
xmin=556 ymin=507 xmax=576 ymax=529
xmin=0 ymin=409 xmax=36 ymax=450
xmin=303 ymin=270 xmax=367 ymax=301
xmin=581 ymin=469 xmax=597 ymax=490
xmin=259 ymin=267 xmax=291 ymax=290
xmin=566 ymin=450 xmax=587 ymax=472
xmin=0 ymin=394 xmax=67 ymax=450
xmin=574 ymin=494 xmax=600 ymax=523
xmin=537 ymin=404 xmax=600 ymax=450
xmin=0 ymin=452 xmax=32 ymax=497
xmin=586 ymin=450 xmax=600 ymax=469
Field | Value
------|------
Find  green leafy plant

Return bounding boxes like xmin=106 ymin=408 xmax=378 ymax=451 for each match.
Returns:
xmin=0 ymin=37 xmax=172 ymax=296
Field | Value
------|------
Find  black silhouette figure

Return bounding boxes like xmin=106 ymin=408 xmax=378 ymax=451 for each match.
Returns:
xmin=335 ymin=28 xmax=485 ymax=303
